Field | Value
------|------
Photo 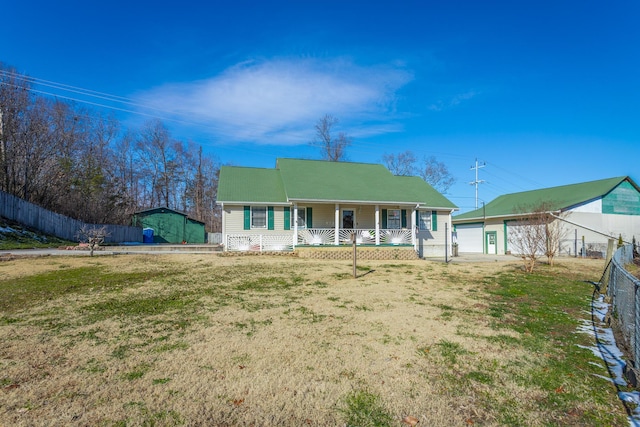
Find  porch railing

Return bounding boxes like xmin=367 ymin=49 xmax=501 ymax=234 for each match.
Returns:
xmin=298 ymin=228 xmax=335 ymax=245
xmin=381 ymin=229 xmax=413 ymax=245
xmin=298 ymin=228 xmax=413 ymax=246
xmin=226 ymin=234 xmax=294 ymax=251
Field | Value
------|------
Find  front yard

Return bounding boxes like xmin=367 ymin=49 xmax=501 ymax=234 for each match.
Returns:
xmin=0 ymin=254 xmax=630 ymax=426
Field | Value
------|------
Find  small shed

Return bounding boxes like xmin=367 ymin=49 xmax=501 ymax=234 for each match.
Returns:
xmin=132 ymin=207 xmax=206 ymax=244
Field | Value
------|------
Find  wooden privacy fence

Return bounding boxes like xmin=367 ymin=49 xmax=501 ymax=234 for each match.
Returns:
xmin=0 ymin=190 xmax=142 ymax=243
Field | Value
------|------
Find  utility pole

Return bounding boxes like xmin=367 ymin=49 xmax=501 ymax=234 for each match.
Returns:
xmin=469 ymin=158 xmax=485 ymax=209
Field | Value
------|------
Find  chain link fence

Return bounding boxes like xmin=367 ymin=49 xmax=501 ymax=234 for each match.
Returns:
xmin=606 ymin=244 xmax=640 ymax=371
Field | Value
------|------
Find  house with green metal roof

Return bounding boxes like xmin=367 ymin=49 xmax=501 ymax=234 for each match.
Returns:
xmin=216 ymin=158 xmax=458 ymax=256
xmin=452 ymin=176 xmax=640 ymax=256
xmin=132 ymin=207 xmax=206 ymax=244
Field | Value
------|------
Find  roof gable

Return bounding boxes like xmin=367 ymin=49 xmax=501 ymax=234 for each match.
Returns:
xmin=454 ymin=176 xmax=633 ymax=221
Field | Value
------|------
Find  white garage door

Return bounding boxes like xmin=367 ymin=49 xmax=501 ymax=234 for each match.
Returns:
xmin=455 ymin=224 xmax=484 ymax=253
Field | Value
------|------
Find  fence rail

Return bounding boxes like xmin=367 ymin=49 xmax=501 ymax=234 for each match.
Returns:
xmin=606 ymin=244 xmax=640 ymax=367
xmin=0 ymin=190 xmax=142 ymax=243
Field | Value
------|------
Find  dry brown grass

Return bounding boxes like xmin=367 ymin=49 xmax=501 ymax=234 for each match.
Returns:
xmin=0 ymin=254 xmax=618 ymax=426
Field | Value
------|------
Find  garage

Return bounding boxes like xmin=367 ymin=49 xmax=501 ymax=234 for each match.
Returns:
xmin=455 ymin=223 xmax=484 ymax=253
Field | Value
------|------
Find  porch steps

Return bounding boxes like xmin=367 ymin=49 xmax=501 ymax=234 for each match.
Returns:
xmin=295 ymin=246 xmax=419 ymax=260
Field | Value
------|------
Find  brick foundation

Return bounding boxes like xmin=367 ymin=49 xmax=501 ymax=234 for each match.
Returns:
xmin=295 ymin=246 xmax=419 ymax=260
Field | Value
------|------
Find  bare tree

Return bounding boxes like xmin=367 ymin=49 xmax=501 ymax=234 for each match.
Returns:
xmin=508 ymin=203 xmax=565 ymax=272
xmin=76 ymin=225 xmax=109 ymax=256
xmin=383 ymin=150 xmax=416 ymax=176
xmin=310 ymin=114 xmax=351 ymax=161
xmin=544 ymin=210 xmax=570 ymax=266
xmin=419 ymin=156 xmax=455 ymax=194
xmin=382 ymin=151 xmax=455 ymax=193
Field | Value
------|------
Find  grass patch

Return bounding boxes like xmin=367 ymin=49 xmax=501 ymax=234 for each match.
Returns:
xmin=341 ymin=390 xmax=393 ymax=427
xmin=83 ymin=293 xmax=196 ymax=322
xmin=122 ymin=363 xmax=152 ymax=381
xmin=0 ymin=267 xmax=177 ymax=313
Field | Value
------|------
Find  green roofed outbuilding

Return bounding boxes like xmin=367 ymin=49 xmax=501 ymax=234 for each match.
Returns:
xmin=452 ymin=176 xmax=640 ymax=256
xmin=216 ymin=158 xmax=457 ymax=256
xmin=132 ymin=207 xmax=206 ymax=244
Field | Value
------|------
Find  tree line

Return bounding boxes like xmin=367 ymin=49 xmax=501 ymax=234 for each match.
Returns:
xmin=0 ymin=64 xmax=221 ymax=232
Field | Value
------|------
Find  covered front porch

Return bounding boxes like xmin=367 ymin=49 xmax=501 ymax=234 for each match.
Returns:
xmin=291 ymin=203 xmax=422 ymax=248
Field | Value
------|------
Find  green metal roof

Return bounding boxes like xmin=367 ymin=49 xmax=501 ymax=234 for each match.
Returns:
xmin=453 ymin=176 xmax=632 ymax=222
xmin=217 ymin=158 xmax=457 ymax=208
xmin=391 ymin=175 xmax=458 ymax=208
xmin=217 ymin=166 xmax=287 ymax=203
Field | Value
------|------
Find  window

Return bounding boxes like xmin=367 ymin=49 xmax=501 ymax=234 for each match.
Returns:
xmin=251 ymin=206 xmax=267 ymax=228
xmin=387 ymin=209 xmax=401 ymax=229
xmin=418 ymin=210 xmax=432 ymax=230
xmin=297 ymin=207 xmax=306 ymax=229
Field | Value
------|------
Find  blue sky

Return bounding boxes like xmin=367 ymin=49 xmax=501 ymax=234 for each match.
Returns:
xmin=2 ymin=0 xmax=639 ymax=212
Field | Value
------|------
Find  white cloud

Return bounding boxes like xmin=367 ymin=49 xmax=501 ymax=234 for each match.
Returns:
xmin=428 ymin=90 xmax=479 ymax=112
xmin=134 ymin=57 xmax=412 ymax=145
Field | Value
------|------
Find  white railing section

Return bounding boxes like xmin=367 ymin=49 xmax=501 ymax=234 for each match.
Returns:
xmin=226 ymin=234 xmax=293 ymax=251
xmin=298 ymin=228 xmax=412 ymax=246
xmin=339 ymin=229 xmax=376 ymax=244
xmin=298 ymin=228 xmax=335 ymax=245
xmin=226 ymin=228 xmax=413 ymax=251
xmin=381 ymin=229 xmax=413 ymax=245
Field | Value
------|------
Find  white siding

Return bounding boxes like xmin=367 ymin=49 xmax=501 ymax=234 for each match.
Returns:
xmin=568 ymin=198 xmax=602 ymax=213
xmin=223 ymin=205 xmax=291 ymax=235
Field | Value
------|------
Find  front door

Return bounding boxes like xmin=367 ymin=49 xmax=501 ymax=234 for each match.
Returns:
xmin=486 ymin=231 xmax=497 ymax=254
xmin=342 ymin=209 xmax=355 ymax=229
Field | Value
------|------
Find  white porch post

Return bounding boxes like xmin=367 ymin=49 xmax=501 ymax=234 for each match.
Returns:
xmin=293 ymin=204 xmax=298 ymax=247
xmin=412 ymin=208 xmax=417 ymax=250
xmin=375 ymin=205 xmax=380 ymax=245
xmin=220 ymin=202 xmax=227 ymax=251
xmin=334 ymin=204 xmax=340 ymax=245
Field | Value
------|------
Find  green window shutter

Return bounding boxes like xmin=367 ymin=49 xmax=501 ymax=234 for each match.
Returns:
xmin=306 ymin=207 xmax=313 ymax=228
xmin=284 ymin=207 xmax=290 ymax=230
xmin=431 ymin=211 xmax=438 ymax=231
xmin=267 ymin=206 xmax=274 ymax=230
xmin=243 ymin=206 xmax=250 ymax=230
xmin=382 ymin=209 xmax=387 ymax=229
xmin=401 ymin=209 xmax=407 ymax=228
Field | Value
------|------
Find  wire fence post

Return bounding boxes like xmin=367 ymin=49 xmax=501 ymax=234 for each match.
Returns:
xmin=608 ymin=244 xmax=640 ymax=378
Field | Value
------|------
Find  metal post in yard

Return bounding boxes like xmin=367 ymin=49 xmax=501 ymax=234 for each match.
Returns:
xmin=352 ymin=232 xmax=357 ymax=278
xmin=574 ymin=229 xmax=577 ymax=257
xmin=582 ymin=236 xmax=586 ymax=258
xmin=445 ymin=223 xmax=449 ymax=263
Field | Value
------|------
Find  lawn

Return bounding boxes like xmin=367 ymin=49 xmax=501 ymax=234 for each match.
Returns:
xmin=0 ymin=254 xmax=631 ymax=426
